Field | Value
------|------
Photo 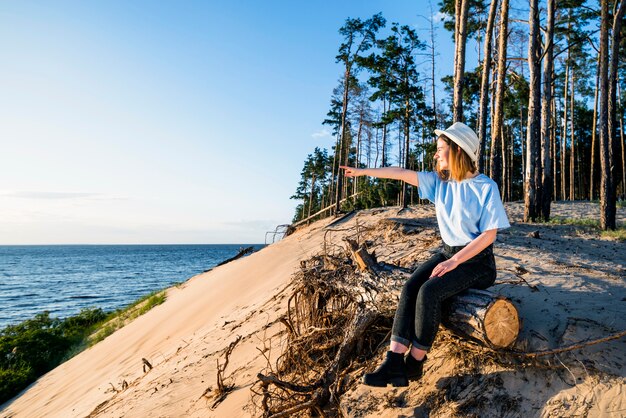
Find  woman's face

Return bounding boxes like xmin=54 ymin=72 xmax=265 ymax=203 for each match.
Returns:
xmin=434 ymin=137 xmax=450 ymax=170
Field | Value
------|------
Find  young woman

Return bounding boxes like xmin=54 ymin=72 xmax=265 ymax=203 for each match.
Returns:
xmin=341 ymin=122 xmax=510 ymax=387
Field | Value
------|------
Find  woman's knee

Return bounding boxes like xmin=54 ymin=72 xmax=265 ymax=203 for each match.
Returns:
xmin=400 ymin=277 xmax=422 ymax=299
xmin=416 ymin=280 xmax=442 ymax=305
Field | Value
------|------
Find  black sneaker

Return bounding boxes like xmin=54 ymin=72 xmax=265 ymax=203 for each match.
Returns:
xmin=405 ymin=354 xmax=426 ymax=381
xmin=362 ymin=351 xmax=409 ymax=387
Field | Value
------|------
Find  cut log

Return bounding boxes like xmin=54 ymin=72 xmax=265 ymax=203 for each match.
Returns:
xmin=442 ymin=289 xmax=521 ymax=349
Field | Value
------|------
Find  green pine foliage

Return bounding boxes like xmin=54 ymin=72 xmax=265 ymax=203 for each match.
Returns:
xmin=292 ymin=14 xmax=438 ymax=222
xmin=293 ymin=6 xmax=626 ymax=224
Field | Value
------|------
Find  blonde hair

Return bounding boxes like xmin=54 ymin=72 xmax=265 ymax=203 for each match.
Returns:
xmin=435 ymin=135 xmax=477 ymax=182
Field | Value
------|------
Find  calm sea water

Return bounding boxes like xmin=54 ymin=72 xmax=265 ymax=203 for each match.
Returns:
xmin=0 ymin=244 xmax=264 ymax=329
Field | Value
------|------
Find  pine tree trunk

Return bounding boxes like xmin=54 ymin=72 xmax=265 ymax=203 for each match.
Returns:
xmin=477 ymin=0 xmax=499 ymax=173
xmin=335 ymin=68 xmax=352 ymax=214
xmin=429 ymin=6 xmax=438 ymax=128
xmin=524 ymin=0 xmax=542 ymax=222
xmin=355 ymin=113 xmax=364 ymax=196
xmin=590 ymin=56 xmax=600 ymax=201
xmin=421 ymin=127 xmax=426 ymax=172
xmin=329 ymin=133 xmax=340 ymax=207
xmin=604 ymin=0 xmax=626 ymax=227
xmin=501 ymin=124 xmax=507 ymax=200
xmin=308 ymin=174 xmax=316 ymax=219
xmin=398 ymin=123 xmax=403 ymax=167
xmin=540 ymin=0 xmax=555 ymax=220
xmin=520 ymin=105 xmax=525 ymax=187
xmin=570 ymin=70 xmax=575 ymax=201
xmin=599 ymin=0 xmax=612 ymax=229
xmin=617 ymin=80 xmax=626 ymax=200
xmin=562 ymin=61 xmax=569 ymax=201
xmin=552 ymin=93 xmax=558 ymax=202
xmin=490 ymin=0 xmax=508 ymax=192
xmin=490 ymin=64 xmax=497 ymax=179
xmin=403 ymin=100 xmax=411 ymax=209
xmin=509 ymin=126 xmax=513 ymax=201
xmin=453 ymin=0 xmax=470 ymax=122
xmin=382 ymin=97 xmax=388 ymax=167
xmin=374 ymin=123 xmax=380 ymax=168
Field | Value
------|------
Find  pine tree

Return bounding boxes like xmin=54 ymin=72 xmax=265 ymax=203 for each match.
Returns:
xmin=334 ymin=13 xmax=385 ymax=214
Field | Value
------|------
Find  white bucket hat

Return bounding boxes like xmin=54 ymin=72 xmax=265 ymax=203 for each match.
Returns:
xmin=434 ymin=122 xmax=479 ymax=163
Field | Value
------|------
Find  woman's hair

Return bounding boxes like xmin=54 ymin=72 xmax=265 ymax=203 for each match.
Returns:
xmin=435 ymin=135 xmax=477 ymax=181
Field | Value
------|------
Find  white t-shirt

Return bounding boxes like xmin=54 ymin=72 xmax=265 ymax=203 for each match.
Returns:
xmin=417 ymin=172 xmax=511 ymax=246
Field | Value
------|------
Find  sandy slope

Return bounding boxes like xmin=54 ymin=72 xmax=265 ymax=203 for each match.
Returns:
xmin=1 ymin=201 xmax=624 ymax=418
xmin=0 ymin=214 xmax=338 ymax=418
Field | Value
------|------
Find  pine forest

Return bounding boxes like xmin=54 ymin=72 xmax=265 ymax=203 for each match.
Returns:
xmin=290 ymin=0 xmax=626 ymax=232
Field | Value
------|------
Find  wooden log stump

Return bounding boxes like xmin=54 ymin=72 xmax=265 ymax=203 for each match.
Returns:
xmin=442 ymin=289 xmax=520 ymax=349
xmin=345 ymin=238 xmax=378 ymax=273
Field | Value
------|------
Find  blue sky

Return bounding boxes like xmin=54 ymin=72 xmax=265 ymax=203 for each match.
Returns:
xmin=0 ymin=1 xmax=471 ymax=244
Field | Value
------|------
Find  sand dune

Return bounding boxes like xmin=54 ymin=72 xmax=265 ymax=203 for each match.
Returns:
xmin=1 ymin=201 xmax=624 ymax=417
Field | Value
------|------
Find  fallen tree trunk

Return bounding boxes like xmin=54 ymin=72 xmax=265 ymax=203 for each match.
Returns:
xmin=215 ymin=246 xmax=255 ymax=267
xmin=442 ymin=288 xmax=521 ymax=349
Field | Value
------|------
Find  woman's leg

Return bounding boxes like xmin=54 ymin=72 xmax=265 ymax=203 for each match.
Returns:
xmin=410 ymin=345 xmax=427 ymax=361
xmin=389 ymin=252 xmax=446 ymax=350
xmin=412 ymin=254 xmax=496 ymax=350
xmin=362 ymin=252 xmax=445 ymax=387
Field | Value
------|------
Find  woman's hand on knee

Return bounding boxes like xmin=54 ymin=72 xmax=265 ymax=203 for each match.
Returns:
xmin=429 ymin=259 xmax=460 ymax=278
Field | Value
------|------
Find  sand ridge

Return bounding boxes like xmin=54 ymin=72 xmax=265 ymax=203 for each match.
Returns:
xmin=1 ymin=201 xmax=624 ymax=417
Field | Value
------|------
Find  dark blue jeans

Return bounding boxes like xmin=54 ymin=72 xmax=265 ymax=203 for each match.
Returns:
xmin=390 ymin=243 xmax=496 ymax=351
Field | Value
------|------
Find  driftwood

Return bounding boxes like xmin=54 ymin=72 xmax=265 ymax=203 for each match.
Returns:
xmin=345 ymin=238 xmax=378 ymax=273
xmin=442 ymin=289 xmax=521 ymax=349
xmin=216 ymin=246 xmax=255 ymax=267
xmin=509 ymin=328 xmax=626 ymax=358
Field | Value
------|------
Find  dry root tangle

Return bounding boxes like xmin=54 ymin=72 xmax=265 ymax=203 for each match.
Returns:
xmin=252 ymin=226 xmax=404 ymax=417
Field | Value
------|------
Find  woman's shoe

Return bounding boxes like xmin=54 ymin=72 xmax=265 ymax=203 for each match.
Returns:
xmin=362 ymin=351 xmax=409 ymax=387
xmin=405 ymin=354 xmax=426 ymax=381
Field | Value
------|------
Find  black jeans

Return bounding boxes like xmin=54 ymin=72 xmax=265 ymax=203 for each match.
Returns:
xmin=390 ymin=243 xmax=497 ymax=351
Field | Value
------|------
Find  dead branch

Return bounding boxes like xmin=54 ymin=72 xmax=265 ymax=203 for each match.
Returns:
xmin=141 ymin=358 xmax=152 ymax=372
xmin=267 ymin=396 xmax=322 ymax=418
xmin=257 ymin=373 xmax=321 ymax=393
xmin=202 ymin=335 xmax=242 ymax=409
xmin=345 ymin=238 xmax=379 ymax=274
xmin=216 ymin=246 xmax=255 ymax=267
xmin=509 ymin=329 xmax=626 ymax=358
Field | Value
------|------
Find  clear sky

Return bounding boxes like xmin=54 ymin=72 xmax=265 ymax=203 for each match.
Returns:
xmin=0 ymin=1 xmax=471 ymax=245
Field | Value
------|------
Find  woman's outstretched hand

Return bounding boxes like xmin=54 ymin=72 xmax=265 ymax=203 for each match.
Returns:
xmin=430 ymin=259 xmax=460 ymax=278
xmin=340 ymin=165 xmax=364 ymax=178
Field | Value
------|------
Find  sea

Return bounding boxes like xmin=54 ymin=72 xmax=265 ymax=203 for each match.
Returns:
xmin=0 ymin=244 xmax=265 ymax=330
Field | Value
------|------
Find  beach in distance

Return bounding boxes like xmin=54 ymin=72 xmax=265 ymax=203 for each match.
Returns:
xmin=1 ymin=201 xmax=624 ymax=417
